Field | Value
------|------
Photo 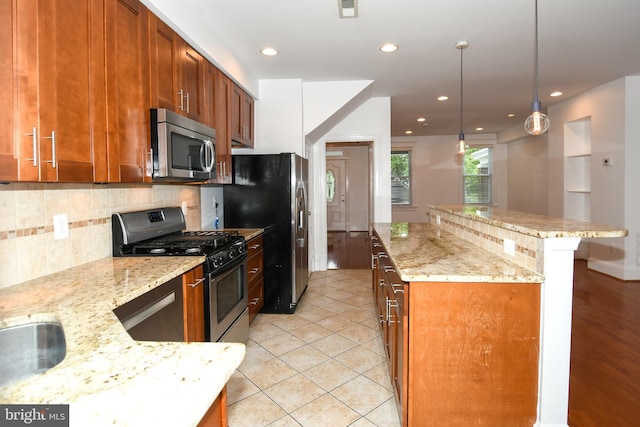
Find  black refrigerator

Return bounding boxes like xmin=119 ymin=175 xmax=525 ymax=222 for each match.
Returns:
xmin=223 ymin=153 xmax=309 ymax=314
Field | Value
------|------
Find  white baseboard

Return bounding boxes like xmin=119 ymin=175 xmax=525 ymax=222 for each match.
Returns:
xmin=587 ymin=257 xmax=640 ymax=280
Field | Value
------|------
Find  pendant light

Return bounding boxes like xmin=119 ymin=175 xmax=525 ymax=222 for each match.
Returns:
xmin=456 ymin=40 xmax=468 ymax=154
xmin=524 ymin=0 xmax=550 ymax=135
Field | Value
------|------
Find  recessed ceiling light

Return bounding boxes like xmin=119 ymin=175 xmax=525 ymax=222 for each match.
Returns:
xmin=550 ymin=91 xmax=563 ymax=97
xmin=260 ymin=47 xmax=278 ymax=56
xmin=417 ymin=117 xmax=426 ymax=122
xmin=404 ymin=130 xmax=413 ymax=134
xmin=507 ymin=113 xmax=516 ymax=118
xmin=380 ymin=43 xmax=399 ymax=53
xmin=437 ymin=96 xmax=449 ymax=101
xmin=475 ymin=127 xmax=484 ymax=131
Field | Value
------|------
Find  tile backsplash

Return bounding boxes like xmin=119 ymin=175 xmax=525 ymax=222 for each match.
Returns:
xmin=0 ymin=183 xmax=201 ymax=289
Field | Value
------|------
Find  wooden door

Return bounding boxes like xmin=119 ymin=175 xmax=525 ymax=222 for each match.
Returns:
xmin=105 ymin=0 xmax=150 ymax=182
xmin=0 ymin=0 xmax=18 ymax=180
xmin=327 ymin=159 xmax=347 ymax=231
xmin=180 ymin=43 xmax=204 ymax=122
xmin=37 ymin=0 xmax=103 ymax=182
xmin=149 ymin=17 xmax=180 ymax=111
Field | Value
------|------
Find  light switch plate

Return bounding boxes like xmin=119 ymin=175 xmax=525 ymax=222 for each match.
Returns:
xmin=53 ymin=214 xmax=69 ymax=240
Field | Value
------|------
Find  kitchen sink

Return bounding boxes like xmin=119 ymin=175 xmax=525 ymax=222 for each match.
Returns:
xmin=0 ymin=321 xmax=66 ymax=387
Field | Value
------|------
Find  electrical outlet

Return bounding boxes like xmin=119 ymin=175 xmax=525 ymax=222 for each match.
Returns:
xmin=53 ymin=214 xmax=69 ymax=240
xmin=503 ymin=238 xmax=516 ymax=256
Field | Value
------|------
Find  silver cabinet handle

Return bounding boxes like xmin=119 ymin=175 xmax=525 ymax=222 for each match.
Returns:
xmin=188 ymin=277 xmax=205 ymax=288
xmin=249 ymin=267 xmax=260 ymax=275
xmin=378 ymin=278 xmax=384 ymax=287
xmin=392 ymin=283 xmax=405 ymax=294
xmin=43 ymin=131 xmax=56 ymax=169
xmin=25 ymin=127 xmax=37 ymax=166
xmin=249 ymin=244 xmax=261 ymax=250
xmin=177 ymin=89 xmax=185 ymax=111
xmin=121 ymin=292 xmax=176 ymax=331
xmin=250 ymin=297 xmax=260 ymax=306
xmin=185 ymin=92 xmax=190 ymax=114
xmin=383 ymin=265 xmax=395 ymax=273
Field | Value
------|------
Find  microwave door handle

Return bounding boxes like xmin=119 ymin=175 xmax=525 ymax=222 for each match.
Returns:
xmin=203 ymin=139 xmax=214 ymax=173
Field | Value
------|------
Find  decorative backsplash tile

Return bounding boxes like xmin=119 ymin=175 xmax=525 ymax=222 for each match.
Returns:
xmin=0 ymin=183 xmax=201 ymax=289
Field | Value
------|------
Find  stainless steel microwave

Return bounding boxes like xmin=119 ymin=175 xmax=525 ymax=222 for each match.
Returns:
xmin=150 ymin=108 xmax=216 ymax=181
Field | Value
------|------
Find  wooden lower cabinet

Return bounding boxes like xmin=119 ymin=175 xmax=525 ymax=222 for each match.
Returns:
xmin=197 ymin=386 xmax=228 ymax=427
xmin=182 ymin=264 xmax=205 ymax=342
xmin=371 ymin=235 xmax=540 ymax=427
xmin=246 ymin=234 xmax=264 ymax=322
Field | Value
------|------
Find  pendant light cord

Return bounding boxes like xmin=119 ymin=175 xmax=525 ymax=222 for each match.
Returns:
xmin=533 ymin=0 xmax=539 ymax=103
xmin=459 ymin=44 xmax=464 ymax=136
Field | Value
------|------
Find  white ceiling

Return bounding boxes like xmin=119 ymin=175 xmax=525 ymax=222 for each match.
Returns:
xmin=148 ymin=0 xmax=640 ymax=137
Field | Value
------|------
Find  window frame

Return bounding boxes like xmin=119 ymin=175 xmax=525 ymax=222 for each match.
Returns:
xmin=391 ymin=150 xmax=412 ymax=206
xmin=462 ymin=146 xmax=493 ymax=205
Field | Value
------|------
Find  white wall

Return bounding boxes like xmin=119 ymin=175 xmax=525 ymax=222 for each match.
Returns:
xmin=238 ymin=79 xmax=305 ymax=156
xmin=390 ymin=134 xmax=503 ymax=223
xmin=505 ymin=135 xmax=549 ymax=215
xmin=548 ymin=76 xmax=639 ymax=279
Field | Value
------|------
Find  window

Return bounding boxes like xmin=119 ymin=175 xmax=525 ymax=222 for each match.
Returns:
xmin=391 ymin=151 xmax=411 ymax=205
xmin=463 ymin=147 xmax=492 ymax=204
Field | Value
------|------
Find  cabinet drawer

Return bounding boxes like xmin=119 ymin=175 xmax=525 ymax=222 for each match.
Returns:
xmin=248 ymin=278 xmax=264 ymax=323
xmin=247 ymin=235 xmax=263 ymax=258
xmin=247 ymin=252 xmax=263 ymax=286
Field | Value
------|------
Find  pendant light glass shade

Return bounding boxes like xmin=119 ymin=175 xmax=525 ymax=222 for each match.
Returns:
xmin=525 ymin=0 xmax=549 ymax=135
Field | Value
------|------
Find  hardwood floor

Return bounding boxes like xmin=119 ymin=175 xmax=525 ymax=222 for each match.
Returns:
xmin=327 ymin=231 xmax=371 ymax=270
xmin=569 ymin=260 xmax=640 ymax=427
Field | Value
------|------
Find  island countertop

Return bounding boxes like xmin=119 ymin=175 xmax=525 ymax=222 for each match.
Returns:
xmin=0 ymin=257 xmax=245 ymax=427
xmin=431 ymin=204 xmax=628 ymax=239
xmin=373 ymin=222 xmax=543 ymax=283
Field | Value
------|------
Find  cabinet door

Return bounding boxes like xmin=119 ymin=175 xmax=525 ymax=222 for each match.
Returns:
xmin=230 ymin=83 xmax=244 ymax=144
xmin=37 ymin=0 xmax=104 ymax=182
xmin=214 ymin=71 xmax=232 ymax=183
xmin=0 ymin=0 xmax=18 ymax=181
xmin=180 ymin=43 xmax=204 ymax=122
xmin=183 ymin=265 xmax=205 ymax=343
xmin=197 ymin=386 xmax=227 ymax=427
xmin=149 ymin=16 xmax=180 ymax=111
xmin=241 ymin=93 xmax=254 ymax=148
xmin=105 ymin=0 xmax=151 ymax=182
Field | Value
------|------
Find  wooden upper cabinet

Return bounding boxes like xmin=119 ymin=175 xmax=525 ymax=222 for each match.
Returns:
xmin=180 ymin=43 xmax=205 ymax=123
xmin=105 ymin=0 xmax=151 ymax=182
xmin=10 ymin=0 xmax=105 ymax=182
xmin=204 ymin=62 xmax=232 ymax=183
xmin=0 ymin=0 xmax=18 ymax=181
xmin=149 ymin=16 xmax=204 ymax=122
xmin=149 ymin=16 xmax=180 ymax=112
xmin=230 ymin=82 xmax=254 ymax=148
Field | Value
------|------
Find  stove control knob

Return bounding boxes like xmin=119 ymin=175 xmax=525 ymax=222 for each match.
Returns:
xmin=229 ymin=249 xmax=237 ymax=259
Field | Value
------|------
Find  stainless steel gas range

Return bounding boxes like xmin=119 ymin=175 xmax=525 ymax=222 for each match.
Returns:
xmin=112 ymin=207 xmax=249 ymax=343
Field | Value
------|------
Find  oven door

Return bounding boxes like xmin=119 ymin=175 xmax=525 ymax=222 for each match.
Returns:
xmin=206 ymin=256 xmax=249 ymax=343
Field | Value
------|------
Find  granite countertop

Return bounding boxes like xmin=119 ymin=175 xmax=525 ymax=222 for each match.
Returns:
xmin=431 ymin=204 xmax=628 ymax=239
xmin=0 ymin=257 xmax=245 ymax=426
xmin=374 ymin=222 xmax=543 ymax=283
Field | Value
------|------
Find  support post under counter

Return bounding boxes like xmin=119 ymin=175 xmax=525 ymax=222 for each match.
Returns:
xmin=429 ymin=205 xmax=627 ymax=427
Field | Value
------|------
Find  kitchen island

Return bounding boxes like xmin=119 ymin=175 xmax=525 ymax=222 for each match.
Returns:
xmin=375 ymin=205 xmax=627 ymax=427
xmin=0 ymin=257 xmax=245 ymax=426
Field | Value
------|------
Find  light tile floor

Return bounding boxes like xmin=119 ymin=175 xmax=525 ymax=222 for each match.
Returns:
xmin=227 ymin=269 xmax=402 ymax=427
